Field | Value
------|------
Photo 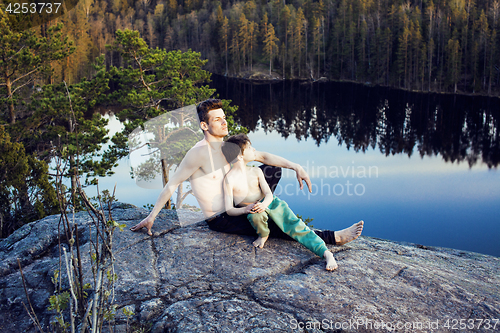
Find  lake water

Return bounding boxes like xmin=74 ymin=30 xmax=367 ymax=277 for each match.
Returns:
xmin=98 ymin=76 xmax=500 ymax=257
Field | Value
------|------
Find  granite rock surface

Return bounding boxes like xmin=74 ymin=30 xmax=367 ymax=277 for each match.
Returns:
xmin=0 ymin=204 xmax=499 ymax=332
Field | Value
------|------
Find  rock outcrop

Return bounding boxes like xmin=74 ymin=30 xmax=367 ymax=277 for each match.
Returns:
xmin=1 ymin=204 xmax=499 ymax=332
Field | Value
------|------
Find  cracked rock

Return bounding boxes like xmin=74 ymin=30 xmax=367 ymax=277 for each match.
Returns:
xmin=0 ymin=204 xmax=499 ymax=332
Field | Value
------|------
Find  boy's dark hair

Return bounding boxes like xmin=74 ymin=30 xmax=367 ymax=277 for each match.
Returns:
xmin=221 ymin=134 xmax=251 ymax=163
xmin=196 ymin=99 xmax=223 ymax=126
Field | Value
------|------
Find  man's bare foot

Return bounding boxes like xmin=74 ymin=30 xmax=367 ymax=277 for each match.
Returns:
xmin=335 ymin=220 xmax=364 ymax=245
xmin=130 ymin=216 xmax=154 ymax=236
xmin=253 ymin=236 xmax=269 ymax=248
xmin=324 ymin=250 xmax=338 ymax=271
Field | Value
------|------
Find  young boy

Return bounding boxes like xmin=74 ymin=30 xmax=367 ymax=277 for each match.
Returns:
xmin=221 ymin=134 xmax=338 ymax=271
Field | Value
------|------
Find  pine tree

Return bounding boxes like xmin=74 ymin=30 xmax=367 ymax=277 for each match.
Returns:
xmin=294 ymin=8 xmax=306 ymax=77
xmin=446 ymin=38 xmax=461 ymax=92
xmin=263 ymin=23 xmax=279 ymax=75
xmin=280 ymin=5 xmax=291 ymax=78
xmin=0 ymin=11 xmax=74 ymax=124
xmin=238 ymin=13 xmax=250 ymax=69
xmin=221 ymin=16 xmax=230 ymax=75
xmin=0 ymin=126 xmax=58 ymax=238
xmin=397 ymin=23 xmax=411 ymax=88
xmin=108 ymin=29 xmax=215 ymax=207
xmin=311 ymin=17 xmax=322 ymax=79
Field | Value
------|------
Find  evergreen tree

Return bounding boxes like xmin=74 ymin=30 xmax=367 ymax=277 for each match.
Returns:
xmin=107 ymin=29 xmax=218 ymax=207
xmin=294 ymin=8 xmax=306 ymax=77
xmin=263 ymin=23 xmax=279 ymax=75
xmin=238 ymin=13 xmax=250 ymax=69
xmin=446 ymin=38 xmax=461 ymax=92
xmin=0 ymin=10 xmax=74 ymax=124
xmin=0 ymin=126 xmax=58 ymax=238
xmin=221 ymin=16 xmax=230 ymax=75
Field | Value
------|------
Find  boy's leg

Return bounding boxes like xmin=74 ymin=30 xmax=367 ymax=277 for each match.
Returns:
xmin=247 ymin=212 xmax=270 ymax=237
xmin=258 ymin=165 xmax=295 ymax=241
xmin=266 ymin=196 xmax=329 ymax=258
xmin=207 ymin=164 xmax=339 ymax=245
xmin=247 ymin=212 xmax=270 ymax=248
xmin=259 ymin=165 xmax=337 ymax=245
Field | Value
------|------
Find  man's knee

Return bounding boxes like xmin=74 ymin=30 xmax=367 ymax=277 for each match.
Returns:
xmin=259 ymin=165 xmax=282 ymax=193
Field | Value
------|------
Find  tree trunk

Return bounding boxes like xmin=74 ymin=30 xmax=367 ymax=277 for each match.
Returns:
xmin=161 ymin=159 xmax=171 ymax=209
xmin=5 ymin=76 xmax=15 ymax=124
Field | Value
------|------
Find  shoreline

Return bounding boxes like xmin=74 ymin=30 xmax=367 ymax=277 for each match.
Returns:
xmin=212 ymin=71 xmax=500 ymax=99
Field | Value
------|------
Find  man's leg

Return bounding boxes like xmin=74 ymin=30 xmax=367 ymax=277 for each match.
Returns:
xmin=259 ymin=165 xmax=281 ymax=193
xmin=206 ymin=213 xmax=257 ymax=236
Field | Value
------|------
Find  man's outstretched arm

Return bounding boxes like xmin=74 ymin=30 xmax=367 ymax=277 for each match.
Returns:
xmin=130 ymin=149 xmax=202 ymax=235
xmin=254 ymin=151 xmax=312 ymax=193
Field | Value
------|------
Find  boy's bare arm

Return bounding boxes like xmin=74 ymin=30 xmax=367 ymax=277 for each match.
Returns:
xmin=251 ymin=168 xmax=273 ymax=213
xmin=224 ymin=173 xmax=254 ymax=216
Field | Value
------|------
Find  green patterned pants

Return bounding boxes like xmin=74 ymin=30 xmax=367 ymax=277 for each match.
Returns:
xmin=247 ymin=196 xmax=328 ymax=257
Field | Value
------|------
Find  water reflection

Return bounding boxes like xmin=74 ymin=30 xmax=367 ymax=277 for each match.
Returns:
xmin=211 ymin=76 xmax=500 ymax=168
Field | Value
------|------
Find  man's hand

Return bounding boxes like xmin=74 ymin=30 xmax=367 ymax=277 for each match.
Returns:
xmin=254 ymin=151 xmax=312 ymax=192
xmin=295 ymin=164 xmax=312 ymax=193
xmin=130 ymin=216 xmax=154 ymax=236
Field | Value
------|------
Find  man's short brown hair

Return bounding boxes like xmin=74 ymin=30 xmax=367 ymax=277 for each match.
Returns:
xmin=221 ymin=134 xmax=251 ymax=163
xmin=196 ymin=99 xmax=223 ymax=125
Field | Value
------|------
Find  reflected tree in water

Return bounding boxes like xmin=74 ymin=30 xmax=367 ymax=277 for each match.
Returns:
xmin=211 ymin=76 xmax=500 ymax=168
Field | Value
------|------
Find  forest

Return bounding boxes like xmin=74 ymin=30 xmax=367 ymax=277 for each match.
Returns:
xmin=1 ymin=0 xmax=499 ymax=236
xmin=3 ymin=0 xmax=500 ymax=95
xmin=0 ymin=14 xmax=244 ymax=238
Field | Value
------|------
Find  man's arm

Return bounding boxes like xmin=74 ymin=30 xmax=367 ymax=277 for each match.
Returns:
xmin=254 ymin=150 xmax=312 ymax=193
xmin=130 ymin=148 xmax=203 ymax=235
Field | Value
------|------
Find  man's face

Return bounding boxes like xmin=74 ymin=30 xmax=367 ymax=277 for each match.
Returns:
xmin=201 ymin=108 xmax=228 ymax=137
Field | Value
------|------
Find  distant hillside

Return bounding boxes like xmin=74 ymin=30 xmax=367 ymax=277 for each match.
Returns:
xmin=14 ymin=0 xmax=500 ymax=96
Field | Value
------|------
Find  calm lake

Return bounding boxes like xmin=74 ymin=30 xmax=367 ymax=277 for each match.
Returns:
xmin=100 ymin=75 xmax=500 ymax=257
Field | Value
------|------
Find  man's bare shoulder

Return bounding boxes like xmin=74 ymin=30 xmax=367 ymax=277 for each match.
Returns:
xmin=183 ymin=141 xmax=209 ymax=165
xmin=192 ymin=139 xmax=207 ymax=148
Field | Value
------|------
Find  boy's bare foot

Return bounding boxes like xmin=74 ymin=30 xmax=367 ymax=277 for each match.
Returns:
xmin=335 ymin=221 xmax=364 ymax=245
xmin=324 ymin=250 xmax=338 ymax=271
xmin=253 ymin=236 xmax=269 ymax=248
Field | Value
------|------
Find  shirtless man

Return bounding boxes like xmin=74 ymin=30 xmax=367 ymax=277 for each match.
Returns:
xmin=130 ymin=99 xmax=363 ymax=248
xmin=222 ymin=134 xmax=339 ymax=270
